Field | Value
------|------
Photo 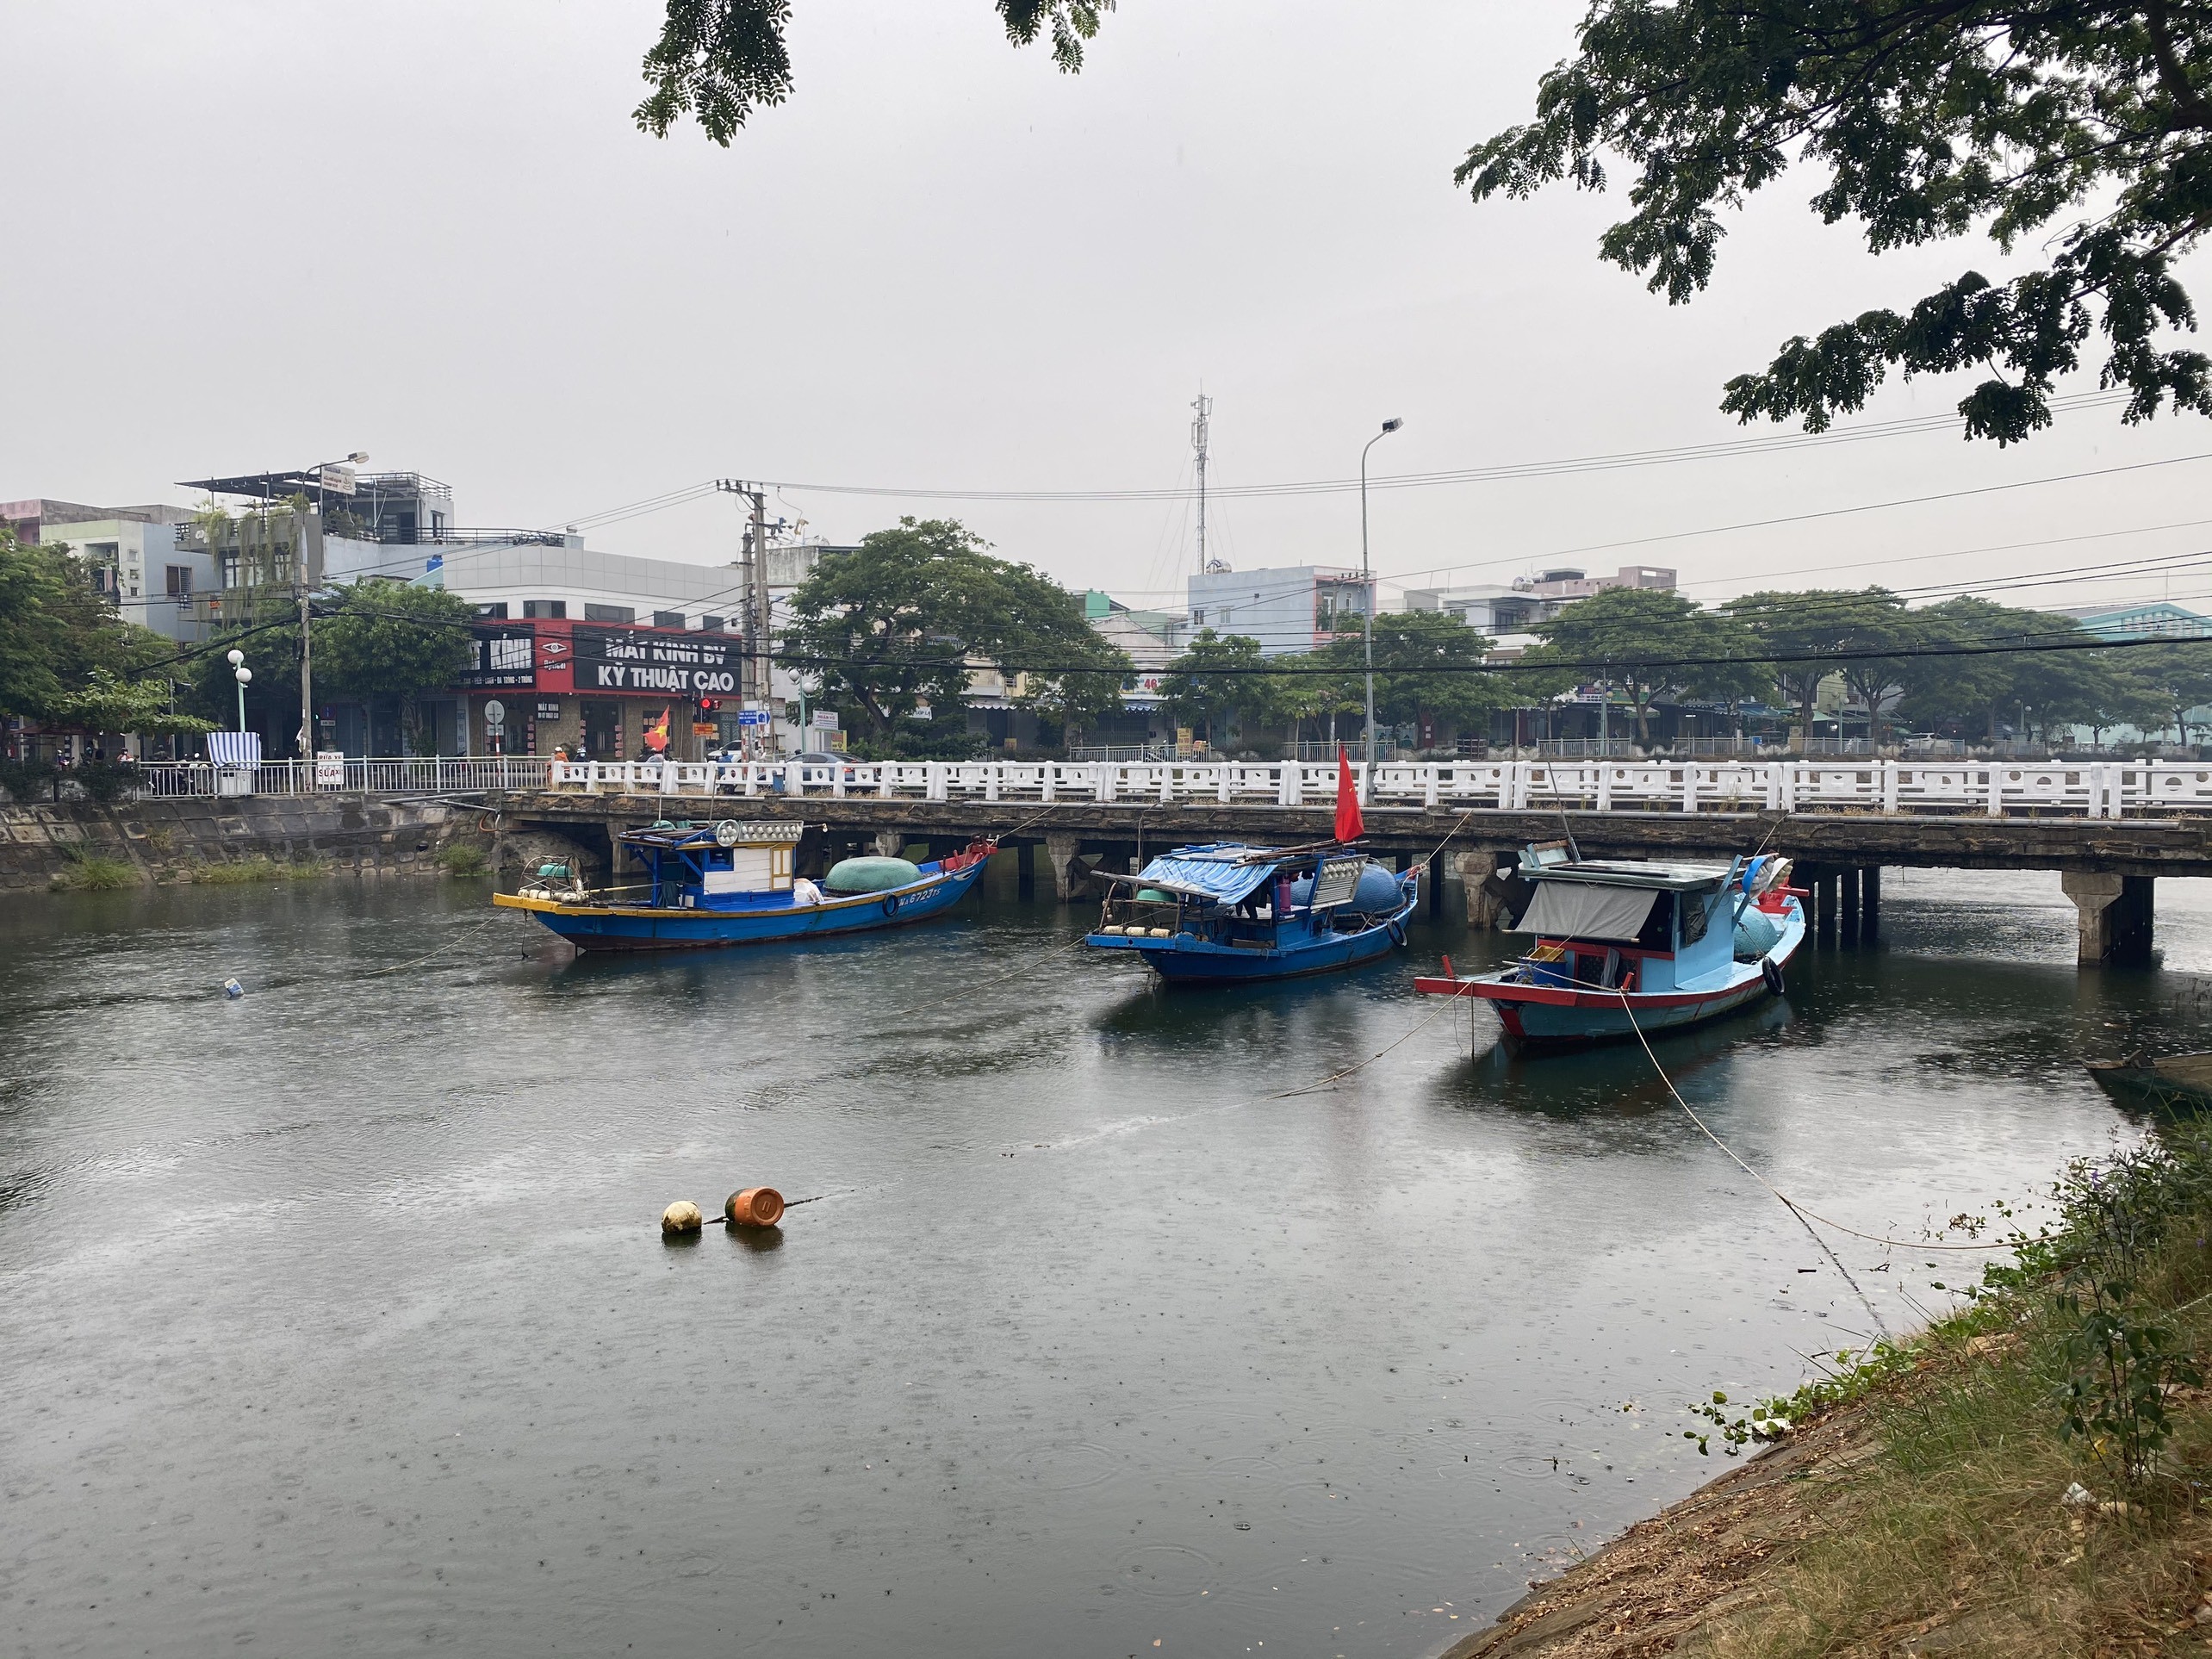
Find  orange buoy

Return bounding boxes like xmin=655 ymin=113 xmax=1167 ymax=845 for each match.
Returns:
xmin=724 ymin=1187 xmax=786 ymax=1227
xmin=661 ymin=1200 xmax=704 ymax=1235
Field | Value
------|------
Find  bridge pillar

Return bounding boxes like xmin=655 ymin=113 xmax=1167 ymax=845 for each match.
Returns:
xmin=1861 ymin=867 xmax=1881 ymax=941
xmin=1461 ymin=852 xmax=1510 ymax=930
xmin=1840 ymin=865 xmax=1861 ymax=946
xmin=1016 ymin=840 xmax=1035 ymax=895
xmin=1046 ymin=831 xmax=1087 ymax=903
xmin=873 ymin=830 xmax=908 ymax=859
xmin=2061 ymin=873 xmax=2155 ymax=966
xmin=1427 ymin=850 xmax=1446 ymax=918
xmin=1814 ymin=866 xmax=1840 ymax=945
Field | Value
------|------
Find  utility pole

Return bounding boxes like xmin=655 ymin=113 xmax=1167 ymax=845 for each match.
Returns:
xmin=1190 ymin=392 xmax=1212 ymax=577
xmin=297 ymin=528 xmax=314 ymax=766
xmin=717 ymin=479 xmax=772 ymax=752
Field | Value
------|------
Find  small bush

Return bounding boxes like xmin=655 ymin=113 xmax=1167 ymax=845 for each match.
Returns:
xmin=0 ymin=758 xmax=59 ymax=803
xmin=70 ymin=760 xmax=140 ymax=805
xmin=438 ymin=842 xmax=490 ymax=878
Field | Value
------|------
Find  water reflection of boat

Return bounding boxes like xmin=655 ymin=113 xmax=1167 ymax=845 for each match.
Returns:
xmin=2086 ymin=1051 xmax=2212 ymax=1114
xmin=495 ymin=820 xmax=991 ymax=952
xmin=1416 ymin=843 xmax=1804 ymax=1047
xmin=1083 ymin=842 xmax=1418 ymax=984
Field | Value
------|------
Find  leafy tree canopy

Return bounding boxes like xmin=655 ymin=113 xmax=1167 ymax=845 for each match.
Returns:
xmin=1308 ymin=611 xmax=1516 ymax=728
xmin=637 ymin=1 xmax=1110 ymax=143
xmin=1462 ymin=3 xmax=2212 ymax=444
xmin=0 ymin=527 xmax=193 ymax=733
xmin=1525 ymin=587 xmax=1769 ymax=742
xmin=1158 ymin=630 xmax=1277 ymax=743
xmin=778 ymin=518 xmax=1127 ymax=740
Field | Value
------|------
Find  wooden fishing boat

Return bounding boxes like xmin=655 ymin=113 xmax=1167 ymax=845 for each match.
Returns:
xmin=1083 ymin=841 xmax=1420 ymax=984
xmin=2085 ymin=1051 xmax=2212 ymax=1114
xmin=1415 ymin=844 xmax=1805 ymax=1047
xmin=494 ymin=820 xmax=991 ymax=953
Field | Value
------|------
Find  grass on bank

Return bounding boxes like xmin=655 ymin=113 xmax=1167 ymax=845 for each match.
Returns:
xmin=178 ymin=855 xmax=333 ymax=885
xmin=49 ymin=846 xmax=138 ymax=891
xmin=1693 ymin=1128 xmax=2212 ymax=1657
xmin=436 ymin=842 xmax=489 ymax=878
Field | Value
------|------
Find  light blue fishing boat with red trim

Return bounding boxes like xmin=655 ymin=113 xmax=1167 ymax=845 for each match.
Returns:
xmin=495 ymin=819 xmax=992 ymax=952
xmin=1415 ymin=842 xmax=1805 ymax=1047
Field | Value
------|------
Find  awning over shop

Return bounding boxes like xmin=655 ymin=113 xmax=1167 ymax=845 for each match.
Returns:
xmin=1513 ymin=879 xmax=1659 ymax=941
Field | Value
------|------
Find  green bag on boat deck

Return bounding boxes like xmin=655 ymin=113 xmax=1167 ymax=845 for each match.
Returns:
xmin=824 ymin=855 xmax=923 ymax=893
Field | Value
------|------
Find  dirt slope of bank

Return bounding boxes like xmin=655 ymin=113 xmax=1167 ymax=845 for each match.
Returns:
xmin=1441 ymin=1408 xmax=1877 ymax=1659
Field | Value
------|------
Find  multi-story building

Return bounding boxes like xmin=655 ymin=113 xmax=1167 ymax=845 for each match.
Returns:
xmin=1401 ymin=565 xmax=1676 ymax=637
xmin=1 ymin=497 xmax=214 ymax=641
xmin=1184 ymin=563 xmax=1373 ymax=657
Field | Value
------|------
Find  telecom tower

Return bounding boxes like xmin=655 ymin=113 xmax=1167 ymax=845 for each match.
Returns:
xmin=1190 ymin=391 xmax=1212 ymax=575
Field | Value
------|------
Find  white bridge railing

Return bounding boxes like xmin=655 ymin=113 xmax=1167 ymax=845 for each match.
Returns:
xmin=508 ymin=757 xmax=2212 ymax=819
xmin=123 ymin=757 xmax=556 ymax=799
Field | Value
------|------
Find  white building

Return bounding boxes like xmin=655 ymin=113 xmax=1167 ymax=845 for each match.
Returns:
xmin=1402 ymin=565 xmax=1675 ymax=636
xmin=2 ymin=498 xmax=214 ymax=641
xmin=1185 ymin=563 xmax=1374 ymax=657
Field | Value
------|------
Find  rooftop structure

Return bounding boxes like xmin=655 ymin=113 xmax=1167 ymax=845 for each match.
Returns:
xmin=2054 ymin=600 xmax=2212 ymax=642
xmin=1184 ymin=564 xmax=1373 ymax=657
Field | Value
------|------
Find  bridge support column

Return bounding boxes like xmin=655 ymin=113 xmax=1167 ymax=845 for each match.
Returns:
xmin=873 ymin=830 xmax=908 ymax=859
xmin=1461 ymin=853 xmax=1510 ymax=930
xmin=1045 ymin=832 xmax=1086 ymax=903
xmin=1840 ymin=866 xmax=1861 ymax=946
xmin=1861 ymin=867 xmax=1880 ymax=941
xmin=1016 ymin=840 xmax=1035 ymax=895
xmin=1427 ymin=850 xmax=1446 ymax=918
xmin=1814 ymin=866 xmax=1839 ymax=945
xmin=2062 ymin=873 xmax=2155 ymax=966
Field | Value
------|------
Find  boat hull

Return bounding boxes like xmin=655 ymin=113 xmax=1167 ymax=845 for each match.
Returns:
xmin=1089 ymin=892 xmax=1417 ymax=985
xmin=494 ymin=860 xmax=987 ymax=952
xmin=1416 ymin=899 xmax=1806 ymax=1047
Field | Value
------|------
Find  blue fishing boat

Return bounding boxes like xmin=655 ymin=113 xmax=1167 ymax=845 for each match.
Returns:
xmin=1084 ymin=842 xmax=1420 ymax=984
xmin=495 ymin=820 xmax=992 ymax=952
xmin=1416 ymin=844 xmax=1805 ymax=1046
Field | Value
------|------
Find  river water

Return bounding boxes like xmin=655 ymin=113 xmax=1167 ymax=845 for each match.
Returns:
xmin=5 ymin=862 xmax=2210 ymax=1657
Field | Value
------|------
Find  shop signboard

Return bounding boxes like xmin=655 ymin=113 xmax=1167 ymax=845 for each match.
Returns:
xmin=571 ymin=626 xmax=741 ymax=696
xmin=457 ymin=628 xmax=538 ymax=689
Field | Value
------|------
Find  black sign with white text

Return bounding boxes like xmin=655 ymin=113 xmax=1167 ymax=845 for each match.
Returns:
xmin=571 ymin=626 xmax=741 ymax=696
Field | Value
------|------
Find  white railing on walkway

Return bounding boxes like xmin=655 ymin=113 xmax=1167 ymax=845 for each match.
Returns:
xmin=461 ymin=756 xmax=2212 ymax=820
xmin=122 ymin=757 xmax=554 ymax=799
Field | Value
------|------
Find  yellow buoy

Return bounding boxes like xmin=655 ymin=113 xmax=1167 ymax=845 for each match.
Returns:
xmin=724 ymin=1187 xmax=786 ymax=1227
xmin=661 ymin=1200 xmax=704 ymax=1235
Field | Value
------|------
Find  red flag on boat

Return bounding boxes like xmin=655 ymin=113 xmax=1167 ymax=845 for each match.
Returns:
xmin=1333 ymin=745 xmax=1364 ymax=842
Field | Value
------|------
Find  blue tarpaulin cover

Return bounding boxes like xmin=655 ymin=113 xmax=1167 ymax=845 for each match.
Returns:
xmin=1133 ymin=845 xmax=1282 ymax=906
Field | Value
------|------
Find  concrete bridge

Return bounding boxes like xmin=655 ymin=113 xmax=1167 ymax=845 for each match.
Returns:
xmin=486 ymin=779 xmax=2212 ymax=967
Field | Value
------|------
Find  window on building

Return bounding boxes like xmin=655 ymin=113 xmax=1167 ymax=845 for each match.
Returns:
xmin=585 ymin=603 xmax=635 ymax=624
xmin=1191 ymin=609 xmax=1206 ymax=626
xmin=652 ymin=610 xmax=685 ymax=629
xmin=475 ymin=602 xmax=510 ymax=619
xmin=699 ymin=615 xmax=724 ymax=632
xmin=524 ymin=600 xmax=567 ymax=619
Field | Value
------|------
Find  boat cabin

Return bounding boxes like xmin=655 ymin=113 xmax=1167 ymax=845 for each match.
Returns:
xmin=1508 ymin=856 xmax=1736 ymax=995
xmin=1093 ymin=842 xmax=1398 ymax=950
xmin=618 ymin=820 xmax=805 ymax=910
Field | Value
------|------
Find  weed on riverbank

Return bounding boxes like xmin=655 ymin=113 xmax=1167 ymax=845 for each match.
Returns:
xmin=178 ymin=855 xmax=333 ymax=885
xmin=436 ymin=843 xmax=489 ymax=878
xmin=49 ymin=848 xmax=137 ymax=891
xmin=1457 ymin=1123 xmax=2212 ymax=1657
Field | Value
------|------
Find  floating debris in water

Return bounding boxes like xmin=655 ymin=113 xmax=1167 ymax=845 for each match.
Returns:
xmin=221 ymin=979 xmax=244 ymax=999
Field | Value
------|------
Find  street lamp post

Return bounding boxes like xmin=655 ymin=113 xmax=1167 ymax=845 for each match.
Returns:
xmin=1359 ymin=417 xmax=1404 ymax=802
xmin=227 ymin=649 xmax=252 ymax=734
xmin=299 ymin=451 xmax=368 ymax=762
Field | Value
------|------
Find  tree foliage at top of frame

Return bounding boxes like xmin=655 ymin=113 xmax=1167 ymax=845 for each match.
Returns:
xmin=1459 ymin=3 xmax=2212 ymax=444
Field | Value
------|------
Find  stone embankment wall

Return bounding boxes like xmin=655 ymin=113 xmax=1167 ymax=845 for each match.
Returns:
xmin=0 ymin=794 xmax=493 ymax=892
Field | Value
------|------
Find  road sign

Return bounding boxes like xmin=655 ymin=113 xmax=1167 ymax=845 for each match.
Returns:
xmin=483 ymin=699 xmax=506 ymax=727
xmin=318 ymin=465 xmax=357 ymax=495
xmin=811 ymin=710 xmax=839 ymax=730
xmin=737 ymin=709 xmax=770 ymax=728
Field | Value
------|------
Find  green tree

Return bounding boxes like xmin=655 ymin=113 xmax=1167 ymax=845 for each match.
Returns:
xmin=777 ymin=518 xmax=1127 ymax=745
xmin=1159 ymin=630 xmax=1279 ymax=748
xmin=0 ymin=527 xmax=201 ymax=742
xmin=2126 ymin=638 xmax=2212 ymax=745
xmin=1461 ymin=5 xmax=2212 ymax=444
xmin=1308 ymin=611 xmax=1512 ymax=742
xmin=637 ymin=1 xmax=1109 ymax=142
xmin=1525 ymin=587 xmax=1768 ymax=747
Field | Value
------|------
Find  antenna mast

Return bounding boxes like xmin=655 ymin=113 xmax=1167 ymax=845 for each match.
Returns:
xmin=1190 ymin=391 xmax=1212 ymax=575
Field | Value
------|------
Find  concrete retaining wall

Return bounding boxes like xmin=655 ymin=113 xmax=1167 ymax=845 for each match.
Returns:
xmin=0 ymin=794 xmax=493 ymax=892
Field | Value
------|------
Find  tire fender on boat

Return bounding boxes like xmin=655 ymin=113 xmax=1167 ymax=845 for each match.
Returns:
xmin=1388 ymin=917 xmax=1408 ymax=948
xmin=882 ymin=892 xmax=904 ymax=917
xmin=1762 ymin=957 xmax=1785 ymax=995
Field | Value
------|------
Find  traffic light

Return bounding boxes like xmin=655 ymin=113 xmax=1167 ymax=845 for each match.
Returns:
xmin=696 ymin=696 xmax=720 ymax=720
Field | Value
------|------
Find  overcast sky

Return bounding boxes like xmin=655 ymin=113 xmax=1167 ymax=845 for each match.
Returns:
xmin=9 ymin=0 xmax=2212 ymax=618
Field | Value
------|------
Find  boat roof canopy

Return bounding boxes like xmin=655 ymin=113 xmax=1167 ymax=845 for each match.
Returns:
xmin=1128 ymin=843 xmax=1287 ymax=905
xmin=618 ymin=819 xmax=805 ymax=852
xmin=1524 ymin=857 xmax=1730 ymax=892
xmin=1513 ymin=879 xmax=1662 ymax=942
